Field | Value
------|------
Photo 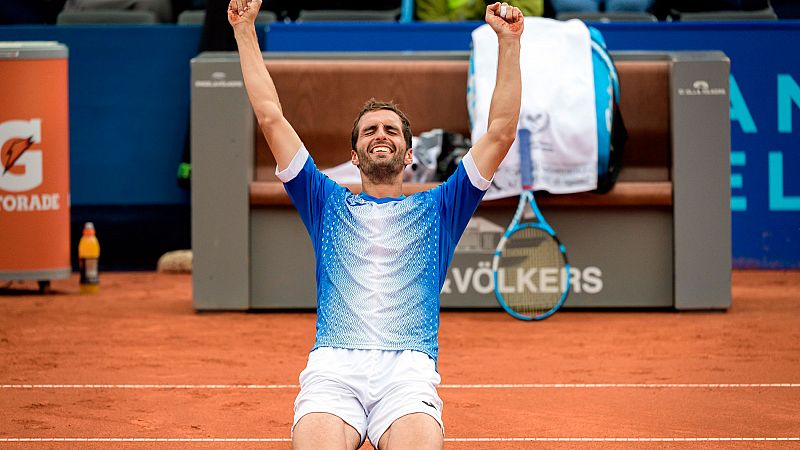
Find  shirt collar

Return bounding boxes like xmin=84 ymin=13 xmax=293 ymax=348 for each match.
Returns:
xmin=359 ymin=192 xmax=406 ymax=204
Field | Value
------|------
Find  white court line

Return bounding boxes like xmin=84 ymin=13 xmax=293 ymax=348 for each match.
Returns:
xmin=1 ymin=437 xmax=799 ymax=443
xmin=0 ymin=384 xmax=300 ymax=389
xmin=2 ymin=383 xmax=799 ymax=389
xmin=446 ymin=438 xmax=800 ymax=442
xmin=440 ymin=383 xmax=800 ymax=389
xmin=0 ymin=438 xmax=289 ymax=442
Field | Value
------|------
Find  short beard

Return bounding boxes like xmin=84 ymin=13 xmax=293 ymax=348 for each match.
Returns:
xmin=356 ymin=145 xmax=406 ymax=185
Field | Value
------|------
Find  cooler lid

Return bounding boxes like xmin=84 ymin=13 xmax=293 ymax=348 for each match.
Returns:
xmin=0 ymin=41 xmax=68 ymax=59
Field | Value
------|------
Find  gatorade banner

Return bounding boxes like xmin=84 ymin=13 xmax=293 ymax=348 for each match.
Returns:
xmin=0 ymin=42 xmax=71 ymax=276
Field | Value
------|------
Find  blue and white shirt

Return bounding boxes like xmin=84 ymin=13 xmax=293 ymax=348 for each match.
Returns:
xmin=277 ymin=145 xmax=490 ymax=363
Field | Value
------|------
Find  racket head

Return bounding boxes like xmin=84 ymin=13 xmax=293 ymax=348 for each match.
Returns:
xmin=492 ymin=223 xmax=571 ymax=320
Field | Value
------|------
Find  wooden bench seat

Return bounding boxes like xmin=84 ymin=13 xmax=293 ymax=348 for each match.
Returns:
xmin=250 ymin=180 xmax=672 ymax=207
xmin=252 ymin=59 xmax=672 ymax=179
xmin=249 ymin=58 xmax=674 ymax=208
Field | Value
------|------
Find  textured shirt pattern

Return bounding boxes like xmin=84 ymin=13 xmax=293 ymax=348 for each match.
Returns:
xmin=281 ymin=147 xmax=487 ymax=362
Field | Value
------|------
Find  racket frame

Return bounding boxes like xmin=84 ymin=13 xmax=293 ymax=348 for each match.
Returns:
xmin=491 ymin=127 xmax=572 ymax=320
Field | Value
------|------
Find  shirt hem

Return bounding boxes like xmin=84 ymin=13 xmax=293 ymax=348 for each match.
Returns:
xmin=312 ymin=342 xmax=437 ymax=362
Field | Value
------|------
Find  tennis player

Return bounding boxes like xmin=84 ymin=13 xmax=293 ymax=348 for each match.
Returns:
xmin=229 ymin=1 xmax=523 ymax=448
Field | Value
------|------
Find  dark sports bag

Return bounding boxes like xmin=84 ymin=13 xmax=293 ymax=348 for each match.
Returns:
xmin=589 ymin=26 xmax=628 ymax=193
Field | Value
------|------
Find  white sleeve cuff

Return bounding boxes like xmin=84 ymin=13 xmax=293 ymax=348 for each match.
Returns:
xmin=462 ymin=150 xmax=492 ymax=191
xmin=275 ymin=145 xmax=309 ymax=183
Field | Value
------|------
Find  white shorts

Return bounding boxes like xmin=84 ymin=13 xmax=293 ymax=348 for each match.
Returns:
xmin=292 ymin=347 xmax=444 ymax=448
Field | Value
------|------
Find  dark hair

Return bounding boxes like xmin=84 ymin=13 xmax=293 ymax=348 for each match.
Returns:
xmin=350 ymin=98 xmax=413 ymax=150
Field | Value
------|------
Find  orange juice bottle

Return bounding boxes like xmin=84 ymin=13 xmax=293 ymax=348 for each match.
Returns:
xmin=78 ymin=222 xmax=100 ymax=294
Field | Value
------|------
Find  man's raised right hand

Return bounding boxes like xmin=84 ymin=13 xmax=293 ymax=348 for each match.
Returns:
xmin=228 ymin=0 xmax=261 ymax=28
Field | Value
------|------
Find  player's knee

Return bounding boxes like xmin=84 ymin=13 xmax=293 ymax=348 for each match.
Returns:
xmin=378 ymin=413 xmax=443 ymax=450
xmin=293 ymin=413 xmax=361 ymax=450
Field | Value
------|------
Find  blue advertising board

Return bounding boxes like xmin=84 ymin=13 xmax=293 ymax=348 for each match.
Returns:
xmin=596 ymin=22 xmax=800 ymax=269
xmin=266 ymin=21 xmax=800 ymax=269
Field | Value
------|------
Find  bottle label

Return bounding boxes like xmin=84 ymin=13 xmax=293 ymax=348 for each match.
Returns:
xmin=80 ymin=258 xmax=99 ymax=284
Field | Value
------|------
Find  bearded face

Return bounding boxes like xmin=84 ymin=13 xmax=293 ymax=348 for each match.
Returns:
xmin=354 ymin=139 xmax=408 ymax=185
xmin=352 ymin=110 xmax=413 ymax=185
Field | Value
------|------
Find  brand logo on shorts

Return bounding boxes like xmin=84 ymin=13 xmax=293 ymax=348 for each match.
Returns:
xmin=421 ymin=400 xmax=437 ymax=411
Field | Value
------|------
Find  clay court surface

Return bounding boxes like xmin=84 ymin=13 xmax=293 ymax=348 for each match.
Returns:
xmin=1 ymin=270 xmax=799 ymax=449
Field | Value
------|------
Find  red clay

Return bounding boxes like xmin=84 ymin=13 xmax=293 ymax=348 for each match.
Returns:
xmin=1 ymin=270 xmax=799 ymax=449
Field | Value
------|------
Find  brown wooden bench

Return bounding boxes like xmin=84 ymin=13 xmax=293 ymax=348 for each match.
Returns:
xmin=190 ymin=51 xmax=731 ymax=311
xmin=249 ymin=59 xmax=672 ymax=207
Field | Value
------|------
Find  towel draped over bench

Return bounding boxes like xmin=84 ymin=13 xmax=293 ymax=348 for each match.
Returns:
xmin=469 ymin=17 xmax=599 ymax=199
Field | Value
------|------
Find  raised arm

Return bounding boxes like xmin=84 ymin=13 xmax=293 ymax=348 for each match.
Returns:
xmin=228 ymin=0 xmax=301 ymax=170
xmin=469 ymin=2 xmax=524 ymax=179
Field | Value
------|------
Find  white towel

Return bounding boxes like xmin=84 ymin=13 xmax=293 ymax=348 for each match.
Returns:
xmin=469 ymin=17 xmax=598 ymax=199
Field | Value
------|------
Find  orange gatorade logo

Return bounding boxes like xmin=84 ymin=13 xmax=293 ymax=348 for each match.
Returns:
xmin=0 ymin=119 xmax=60 ymax=211
xmin=2 ymin=136 xmax=34 ymax=175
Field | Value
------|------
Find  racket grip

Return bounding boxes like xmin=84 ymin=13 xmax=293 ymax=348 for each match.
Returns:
xmin=499 ymin=5 xmax=507 ymax=18
xmin=518 ymin=128 xmax=533 ymax=189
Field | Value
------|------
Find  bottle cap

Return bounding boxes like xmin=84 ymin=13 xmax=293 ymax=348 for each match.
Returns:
xmin=83 ymin=222 xmax=95 ymax=236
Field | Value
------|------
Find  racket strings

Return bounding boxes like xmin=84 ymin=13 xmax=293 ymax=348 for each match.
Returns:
xmin=497 ymin=227 xmax=567 ymax=318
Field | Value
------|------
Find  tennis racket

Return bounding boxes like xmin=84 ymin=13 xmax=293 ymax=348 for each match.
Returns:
xmin=492 ymin=128 xmax=571 ymax=320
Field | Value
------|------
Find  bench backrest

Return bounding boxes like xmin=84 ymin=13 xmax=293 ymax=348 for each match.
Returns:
xmin=254 ymin=58 xmax=671 ymax=180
